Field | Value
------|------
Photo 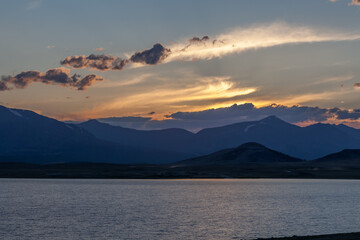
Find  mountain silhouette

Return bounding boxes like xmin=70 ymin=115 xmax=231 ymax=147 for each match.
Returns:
xmin=0 ymin=105 xmax=192 ymax=164
xmin=79 ymin=119 xmax=194 ymax=154
xmin=3 ymin=104 xmax=360 ymax=164
xmin=315 ymin=149 xmax=360 ymax=164
xmin=175 ymin=142 xmax=303 ymax=166
xmin=81 ymin=115 xmax=360 ymax=160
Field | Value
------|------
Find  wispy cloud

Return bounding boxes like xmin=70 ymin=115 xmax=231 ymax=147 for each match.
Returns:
xmin=165 ymin=22 xmax=360 ymax=63
xmin=330 ymin=0 xmax=360 ymax=6
xmin=61 ymin=22 xmax=360 ymax=72
xmin=96 ymin=73 xmax=153 ymax=88
xmin=311 ymin=75 xmax=354 ymax=85
xmin=77 ymin=75 xmax=256 ymax=119
xmin=26 ymin=0 xmax=42 ymax=10
xmin=349 ymin=0 xmax=360 ymax=6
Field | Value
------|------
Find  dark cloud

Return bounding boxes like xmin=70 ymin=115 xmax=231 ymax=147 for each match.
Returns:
xmin=1 ymin=68 xmax=103 ymax=91
xmin=60 ymin=36 xmax=221 ymax=72
xmin=94 ymin=103 xmax=360 ymax=132
xmin=129 ymin=43 xmax=171 ymax=65
xmin=189 ymin=36 xmax=210 ymax=44
xmin=73 ymin=74 xmax=104 ymax=90
xmin=61 ymin=54 xmax=128 ymax=71
xmin=334 ymin=109 xmax=360 ymax=120
xmin=61 ymin=43 xmax=171 ymax=71
xmin=0 ymin=81 xmax=10 ymax=91
xmin=168 ymin=103 xmax=331 ymax=123
xmin=181 ymin=35 xmax=213 ymax=52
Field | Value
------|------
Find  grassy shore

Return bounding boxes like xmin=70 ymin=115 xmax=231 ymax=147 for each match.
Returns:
xmin=1 ymin=162 xmax=360 ymax=179
xmin=254 ymin=232 xmax=360 ymax=240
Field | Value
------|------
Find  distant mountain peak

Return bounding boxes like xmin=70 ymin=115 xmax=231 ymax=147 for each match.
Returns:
xmin=261 ymin=115 xmax=280 ymax=121
xmin=235 ymin=142 xmax=266 ymax=149
xmin=259 ymin=115 xmax=287 ymax=124
xmin=86 ymin=119 xmax=101 ymax=123
xmin=175 ymin=141 xmax=302 ymax=166
xmin=81 ymin=119 xmax=105 ymax=126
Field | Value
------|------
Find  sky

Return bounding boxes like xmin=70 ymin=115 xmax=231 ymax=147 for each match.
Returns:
xmin=1 ymin=0 xmax=360 ymax=130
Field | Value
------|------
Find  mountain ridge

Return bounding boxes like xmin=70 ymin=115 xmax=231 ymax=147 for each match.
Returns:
xmin=0 ymin=105 xmax=193 ymax=164
xmin=79 ymin=114 xmax=360 ymax=160
xmin=3 ymin=104 xmax=360 ymax=163
xmin=174 ymin=142 xmax=303 ymax=166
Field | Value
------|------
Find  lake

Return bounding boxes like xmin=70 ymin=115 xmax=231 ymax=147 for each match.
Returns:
xmin=1 ymin=179 xmax=360 ymax=240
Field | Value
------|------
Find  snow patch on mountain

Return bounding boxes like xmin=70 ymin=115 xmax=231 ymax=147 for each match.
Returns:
xmin=8 ymin=109 xmax=23 ymax=117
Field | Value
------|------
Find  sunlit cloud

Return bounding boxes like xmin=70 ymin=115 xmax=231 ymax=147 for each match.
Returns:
xmin=349 ymin=0 xmax=360 ymax=6
xmin=165 ymin=22 xmax=360 ymax=63
xmin=61 ymin=22 xmax=360 ymax=72
xmin=246 ymin=87 xmax=355 ymax=108
xmin=96 ymin=73 xmax=153 ymax=88
xmin=311 ymin=75 xmax=354 ymax=85
xmin=75 ymin=75 xmax=256 ymax=119
xmin=330 ymin=0 xmax=360 ymax=6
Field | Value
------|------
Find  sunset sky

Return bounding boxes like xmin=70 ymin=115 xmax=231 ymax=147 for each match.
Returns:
xmin=1 ymin=0 xmax=360 ymax=130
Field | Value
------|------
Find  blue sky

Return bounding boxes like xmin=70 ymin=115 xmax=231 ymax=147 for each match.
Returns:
xmin=0 ymin=0 xmax=360 ymax=129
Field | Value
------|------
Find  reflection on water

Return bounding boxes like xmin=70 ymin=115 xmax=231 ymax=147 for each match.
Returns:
xmin=1 ymin=179 xmax=360 ymax=240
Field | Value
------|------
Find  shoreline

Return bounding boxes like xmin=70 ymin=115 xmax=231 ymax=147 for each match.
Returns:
xmin=253 ymin=232 xmax=360 ymax=240
xmin=1 ymin=162 xmax=360 ymax=179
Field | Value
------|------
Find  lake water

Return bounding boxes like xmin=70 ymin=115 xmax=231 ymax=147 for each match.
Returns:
xmin=1 ymin=179 xmax=360 ymax=240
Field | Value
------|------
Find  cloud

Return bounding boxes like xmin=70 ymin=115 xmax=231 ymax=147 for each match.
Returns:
xmin=330 ymin=0 xmax=360 ymax=5
xmin=167 ymin=103 xmax=332 ymax=123
xmin=61 ymin=44 xmax=170 ymax=71
xmin=334 ymin=108 xmax=360 ymax=119
xmin=89 ymin=75 xmax=256 ymax=117
xmin=61 ymin=22 xmax=360 ymax=72
xmin=26 ymin=0 xmax=42 ymax=10
xmin=60 ymin=54 xmax=127 ymax=71
xmin=0 ymin=82 xmax=10 ymax=91
xmin=95 ymin=48 xmax=104 ymax=51
xmin=165 ymin=22 xmax=360 ymax=63
xmin=189 ymin=36 xmax=210 ymax=43
xmin=349 ymin=0 xmax=360 ymax=5
xmin=94 ymin=103 xmax=360 ymax=132
xmin=1 ymin=67 xmax=103 ymax=91
xmin=180 ymin=36 xmax=212 ymax=51
xmin=129 ymin=43 xmax=170 ymax=65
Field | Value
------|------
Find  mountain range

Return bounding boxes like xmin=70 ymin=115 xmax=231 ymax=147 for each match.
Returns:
xmin=0 ymin=105 xmax=191 ymax=164
xmin=80 ymin=115 xmax=360 ymax=160
xmin=2 ymin=104 xmax=360 ymax=165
